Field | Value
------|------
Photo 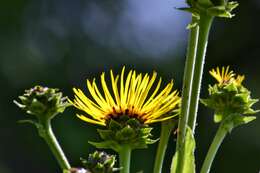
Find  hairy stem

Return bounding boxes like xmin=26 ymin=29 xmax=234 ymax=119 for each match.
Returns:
xmin=174 ymin=16 xmax=199 ymax=173
xmin=188 ymin=14 xmax=214 ymax=133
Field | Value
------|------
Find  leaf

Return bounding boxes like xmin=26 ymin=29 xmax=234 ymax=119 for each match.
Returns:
xmin=171 ymin=127 xmax=196 ymax=173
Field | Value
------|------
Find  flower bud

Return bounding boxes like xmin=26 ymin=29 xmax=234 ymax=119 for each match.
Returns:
xmin=81 ymin=151 xmax=117 ymax=173
xmin=14 ymin=85 xmax=69 ymax=120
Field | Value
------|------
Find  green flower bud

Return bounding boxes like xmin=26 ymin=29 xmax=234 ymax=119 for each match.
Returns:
xmin=89 ymin=115 xmax=157 ymax=152
xmin=81 ymin=151 xmax=117 ymax=173
xmin=14 ymin=85 xmax=69 ymax=120
xmin=201 ymin=67 xmax=259 ymax=123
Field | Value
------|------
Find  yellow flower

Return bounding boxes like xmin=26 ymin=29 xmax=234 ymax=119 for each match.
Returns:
xmin=70 ymin=67 xmax=180 ymax=126
xmin=209 ymin=66 xmax=244 ymax=86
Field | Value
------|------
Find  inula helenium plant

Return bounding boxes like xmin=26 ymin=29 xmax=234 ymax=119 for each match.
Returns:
xmin=14 ymin=0 xmax=258 ymax=173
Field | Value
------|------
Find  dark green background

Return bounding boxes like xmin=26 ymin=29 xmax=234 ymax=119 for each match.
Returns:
xmin=1 ymin=0 xmax=260 ymax=172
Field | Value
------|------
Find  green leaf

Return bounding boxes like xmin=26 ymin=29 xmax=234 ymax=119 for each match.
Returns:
xmin=171 ymin=127 xmax=196 ymax=173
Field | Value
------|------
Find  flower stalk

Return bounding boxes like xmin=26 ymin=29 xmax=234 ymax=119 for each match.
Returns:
xmin=174 ymin=16 xmax=199 ymax=173
xmin=119 ymin=145 xmax=132 ymax=173
xmin=39 ymin=119 xmax=71 ymax=170
xmin=188 ymin=14 xmax=214 ymax=133
xmin=154 ymin=120 xmax=177 ymax=173
xmin=14 ymin=86 xmax=71 ymax=170
xmin=200 ymin=119 xmax=227 ymax=173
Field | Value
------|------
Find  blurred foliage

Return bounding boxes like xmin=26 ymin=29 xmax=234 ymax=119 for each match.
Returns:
xmin=0 ymin=0 xmax=260 ymax=173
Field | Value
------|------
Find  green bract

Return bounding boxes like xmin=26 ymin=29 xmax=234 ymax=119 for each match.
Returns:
xmin=89 ymin=115 xmax=157 ymax=152
xmin=14 ymin=85 xmax=69 ymax=120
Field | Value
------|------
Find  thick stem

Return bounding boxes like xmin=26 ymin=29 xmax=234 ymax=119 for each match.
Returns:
xmin=153 ymin=120 xmax=176 ymax=173
xmin=119 ymin=145 xmax=132 ymax=173
xmin=41 ymin=120 xmax=71 ymax=170
xmin=174 ymin=16 xmax=199 ymax=173
xmin=200 ymin=122 xmax=228 ymax=173
xmin=188 ymin=14 xmax=214 ymax=133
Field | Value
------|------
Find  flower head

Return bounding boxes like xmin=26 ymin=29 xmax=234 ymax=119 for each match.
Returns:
xmin=201 ymin=66 xmax=258 ymax=123
xmin=209 ymin=66 xmax=244 ymax=86
xmin=70 ymin=67 xmax=180 ymax=126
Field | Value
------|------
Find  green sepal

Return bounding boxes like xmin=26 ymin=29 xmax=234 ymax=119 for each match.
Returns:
xmin=219 ymin=114 xmax=256 ymax=133
xmin=97 ymin=129 xmax=114 ymax=140
xmin=145 ymin=138 xmax=159 ymax=145
xmin=224 ymin=82 xmax=237 ymax=92
xmin=109 ymin=119 xmax=123 ymax=131
xmin=115 ymin=126 xmax=136 ymax=141
xmin=207 ymin=6 xmax=233 ymax=18
xmin=231 ymin=115 xmax=256 ymax=129
xmin=17 ymin=119 xmax=38 ymax=126
xmin=226 ymin=1 xmax=239 ymax=11
xmin=171 ymin=127 xmax=196 ymax=173
xmin=244 ymin=108 xmax=260 ymax=115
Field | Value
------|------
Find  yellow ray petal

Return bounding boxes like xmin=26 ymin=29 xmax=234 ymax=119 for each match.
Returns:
xmin=77 ymin=114 xmax=106 ymax=126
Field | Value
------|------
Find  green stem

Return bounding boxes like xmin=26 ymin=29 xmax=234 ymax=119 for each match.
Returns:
xmin=119 ymin=145 xmax=132 ymax=173
xmin=188 ymin=14 xmax=214 ymax=133
xmin=174 ymin=16 xmax=199 ymax=173
xmin=153 ymin=120 xmax=176 ymax=173
xmin=200 ymin=121 xmax=228 ymax=173
xmin=41 ymin=120 xmax=71 ymax=170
